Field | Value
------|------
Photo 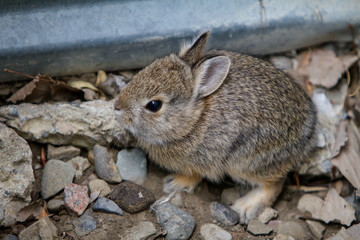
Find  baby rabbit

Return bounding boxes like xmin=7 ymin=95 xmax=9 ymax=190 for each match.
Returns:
xmin=114 ymin=32 xmax=316 ymax=224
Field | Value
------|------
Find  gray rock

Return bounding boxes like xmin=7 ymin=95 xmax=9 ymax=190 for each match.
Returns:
xmin=247 ymin=219 xmax=273 ymax=236
xmin=109 ymin=181 xmax=155 ymax=213
xmin=93 ymin=197 xmax=123 ymax=216
xmin=258 ymin=207 xmax=279 ymax=224
xmin=47 ymin=199 xmax=65 ymax=212
xmin=154 ymin=202 xmax=195 ymax=240
xmin=93 ymin=145 xmax=122 ymax=183
xmin=297 ymin=194 xmax=324 ymax=213
xmin=200 ymin=223 xmax=232 ymax=240
xmin=273 ymin=234 xmax=295 ymax=240
xmin=120 ymin=221 xmax=157 ymax=240
xmin=41 ymin=159 xmax=75 ymax=199
xmin=4 ymin=235 xmax=18 ymax=240
xmin=277 ymin=221 xmax=308 ymax=240
xmin=210 ymin=202 xmax=239 ymax=226
xmin=67 ymin=156 xmax=91 ymax=181
xmin=327 ymin=227 xmax=353 ymax=240
xmin=72 ymin=210 xmax=97 ymax=237
xmin=0 ymin=100 xmax=122 ymax=149
xmin=18 ymin=216 xmax=57 ymax=240
xmin=39 ymin=216 xmax=58 ymax=240
xmin=47 ymin=144 xmax=80 ymax=161
xmin=306 ymin=220 xmax=325 ymax=239
xmin=116 ymin=148 xmax=147 ymax=185
xmin=88 ymin=179 xmax=111 ymax=197
xmin=0 ymin=123 xmax=34 ymax=227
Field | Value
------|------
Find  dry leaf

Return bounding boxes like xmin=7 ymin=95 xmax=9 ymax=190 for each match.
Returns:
xmin=69 ymin=80 xmax=106 ymax=100
xmin=330 ymin=120 xmax=348 ymax=158
xmin=297 ymin=49 xmax=358 ymax=88
xmin=98 ymin=74 xmax=127 ymax=97
xmin=16 ymin=201 xmax=43 ymax=222
xmin=7 ymin=74 xmax=84 ymax=103
xmin=313 ymin=188 xmax=355 ymax=226
xmin=332 ymin=120 xmax=360 ymax=189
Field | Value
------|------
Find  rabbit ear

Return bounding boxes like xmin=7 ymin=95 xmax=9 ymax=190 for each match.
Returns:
xmin=193 ymin=56 xmax=231 ymax=99
xmin=179 ymin=31 xmax=210 ymax=65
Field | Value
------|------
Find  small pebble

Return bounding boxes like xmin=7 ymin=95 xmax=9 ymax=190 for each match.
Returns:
xmin=116 ymin=148 xmax=147 ymax=185
xmin=47 ymin=144 xmax=80 ymax=160
xmin=93 ymin=197 xmax=123 ymax=216
xmin=120 ymin=221 xmax=157 ymax=240
xmin=67 ymin=156 xmax=90 ymax=180
xmin=247 ymin=219 xmax=273 ymax=235
xmin=170 ymin=192 xmax=183 ymax=207
xmin=72 ymin=210 xmax=97 ymax=237
xmin=64 ymin=183 xmax=89 ymax=215
xmin=89 ymin=179 xmax=111 ymax=197
xmin=200 ymin=223 xmax=232 ymax=240
xmin=210 ymin=202 xmax=239 ymax=226
xmin=297 ymin=194 xmax=324 ymax=213
xmin=109 ymin=181 xmax=155 ymax=213
xmin=93 ymin=145 xmax=122 ymax=183
xmin=258 ymin=207 xmax=278 ymax=224
xmin=47 ymin=199 xmax=65 ymax=212
xmin=306 ymin=220 xmax=325 ymax=239
xmin=154 ymin=202 xmax=195 ymax=240
xmin=41 ymin=159 xmax=75 ymax=199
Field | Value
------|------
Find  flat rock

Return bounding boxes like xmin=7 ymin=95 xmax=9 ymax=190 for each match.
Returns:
xmin=277 ymin=221 xmax=308 ymax=240
xmin=0 ymin=100 xmax=122 ymax=149
xmin=93 ymin=197 xmax=123 ymax=216
xmin=312 ymin=188 xmax=355 ymax=226
xmin=247 ymin=219 xmax=273 ymax=236
xmin=0 ymin=123 xmax=34 ymax=227
xmin=327 ymin=227 xmax=353 ymax=240
xmin=116 ymin=148 xmax=147 ymax=185
xmin=154 ymin=202 xmax=195 ymax=240
xmin=210 ymin=202 xmax=239 ymax=226
xmin=41 ymin=159 xmax=75 ymax=200
xmin=120 ymin=221 xmax=157 ymax=240
xmin=258 ymin=207 xmax=278 ymax=224
xmin=200 ymin=223 xmax=232 ymax=240
xmin=64 ymin=183 xmax=89 ymax=215
xmin=297 ymin=194 xmax=324 ymax=213
xmin=93 ymin=145 xmax=122 ymax=183
xmin=273 ymin=234 xmax=295 ymax=240
xmin=89 ymin=179 xmax=111 ymax=197
xmin=347 ymin=223 xmax=360 ymax=239
xmin=109 ymin=181 xmax=155 ymax=214
xmin=72 ymin=210 xmax=97 ymax=237
xmin=47 ymin=144 xmax=80 ymax=160
xmin=47 ymin=199 xmax=65 ymax=212
xmin=18 ymin=216 xmax=57 ymax=240
xmin=306 ymin=220 xmax=325 ymax=239
xmin=4 ymin=235 xmax=18 ymax=240
xmin=67 ymin=156 xmax=91 ymax=181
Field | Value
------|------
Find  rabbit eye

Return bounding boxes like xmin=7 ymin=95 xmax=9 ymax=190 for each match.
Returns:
xmin=145 ymin=100 xmax=162 ymax=112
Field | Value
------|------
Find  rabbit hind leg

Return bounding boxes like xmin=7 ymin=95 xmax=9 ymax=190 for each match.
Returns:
xmin=231 ymin=177 xmax=284 ymax=225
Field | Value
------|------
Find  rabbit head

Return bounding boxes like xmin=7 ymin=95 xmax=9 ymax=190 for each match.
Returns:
xmin=114 ymin=32 xmax=231 ymax=144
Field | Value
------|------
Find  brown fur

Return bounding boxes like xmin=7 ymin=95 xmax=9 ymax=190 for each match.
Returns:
xmin=114 ymin=32 xmax=317 ymax=223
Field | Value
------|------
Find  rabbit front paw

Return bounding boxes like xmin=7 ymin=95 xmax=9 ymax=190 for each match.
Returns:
xmin=231 ymin=192 xmax=265 ymax=225
xmin=163 ymin=173 xmax=202 ymax=193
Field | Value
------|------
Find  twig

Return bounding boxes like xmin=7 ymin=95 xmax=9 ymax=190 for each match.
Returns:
xmin=4 ymin=68 xmax=35 ymax=79
xmin=286 ymin=185 xmax=328 ymax=192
